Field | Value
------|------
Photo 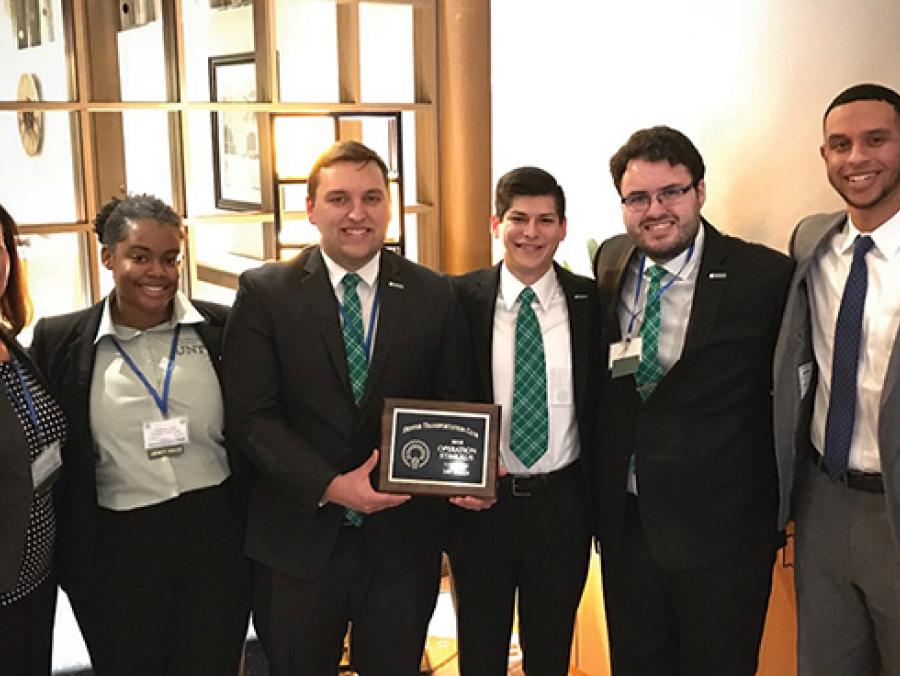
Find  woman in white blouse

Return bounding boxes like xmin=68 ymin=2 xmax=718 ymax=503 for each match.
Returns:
xmin=31 ymin=194 xmax=251 ymax=676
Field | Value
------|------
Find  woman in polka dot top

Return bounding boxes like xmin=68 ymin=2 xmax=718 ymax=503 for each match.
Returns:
xmin=0 ymin=203 xmax=68 ymax=676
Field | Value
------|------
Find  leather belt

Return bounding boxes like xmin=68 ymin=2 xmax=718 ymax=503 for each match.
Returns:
xmin=502 ymin=460 xmax=581 ymax=498
xmin=812 ymin=453 xmax=884 ymax=494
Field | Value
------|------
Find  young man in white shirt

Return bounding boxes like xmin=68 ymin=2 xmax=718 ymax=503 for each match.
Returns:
xmin=450 ymin=166 xmax=601 ymax=676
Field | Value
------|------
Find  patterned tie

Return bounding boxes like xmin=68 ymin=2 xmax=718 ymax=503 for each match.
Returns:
xmin=342 ymin=273 xmax=368 ymax=405
xmin=635 ymin=265 xmax=667 ymax=401
xmin=510 ymin=287 xmax=549 ymax=468
xmin=341 ymin=273 xmax=367 ymax=527
xmin=823 ymin=235 xmax=874 ymax=480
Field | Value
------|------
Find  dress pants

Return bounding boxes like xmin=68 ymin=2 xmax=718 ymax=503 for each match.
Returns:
xmin=794 ymin=459 xmax=900 ymax=676
xmin=0 ymin=575 xmax=56 ymax=676
xmin=253 ymin=525 xmax=442 ymax=676
xmin=71 ymin=482 xmax=252 ymax=676
xmin=450 ymin=464 xmax=592 ymax=676
xmin=600 ymin=494 xmax=775 ymax=676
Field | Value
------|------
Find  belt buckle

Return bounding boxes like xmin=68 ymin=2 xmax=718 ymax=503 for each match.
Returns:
xmin=510 ymin=476 xmax=533 ymax=497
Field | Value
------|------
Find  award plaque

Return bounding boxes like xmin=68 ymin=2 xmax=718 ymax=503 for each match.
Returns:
xmin=379 ymin=398 xmax=500 ymax=498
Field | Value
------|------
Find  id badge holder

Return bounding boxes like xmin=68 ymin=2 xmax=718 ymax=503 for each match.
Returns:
xmin=609 ymin=337 xmax=642 ymax=378
xmin=143 ymin=417 xmax=189 ymax=459
xmin=32 ymin=439 xmax=62 ymax=492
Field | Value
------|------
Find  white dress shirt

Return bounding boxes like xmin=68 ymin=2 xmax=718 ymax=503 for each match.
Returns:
xmin=321 ymin=249 xmax=381 ymax=358
xmin=616 ymin=226 xmax=705 ymax=493
xmin=91 ymin=291 xmax=231 ymax=510
xmin=617 ymin=225 xmax=705 ymax=370
xmin=492 ymin=264 xmax=579 ymax=476
xmin=808 ymin=211 xmax=900 ymax=473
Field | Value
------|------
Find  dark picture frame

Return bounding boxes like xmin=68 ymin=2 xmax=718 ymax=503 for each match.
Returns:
xmin=209 ymin=52 xmax=261 ymax=211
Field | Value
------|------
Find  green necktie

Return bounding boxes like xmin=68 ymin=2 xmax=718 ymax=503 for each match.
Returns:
xmin=635 ymin=265 xmax=667 ymax=400
xmin=510 ymin=287 xmax=549 ymax=468
xmin=342 ymin=273 xmax=368 ymax=405
xmin=341 ymin=273 xmax=367 ymax=528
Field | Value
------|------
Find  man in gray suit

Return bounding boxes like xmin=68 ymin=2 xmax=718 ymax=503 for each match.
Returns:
xmin=774 ymin=82 xmax=900 ymax=676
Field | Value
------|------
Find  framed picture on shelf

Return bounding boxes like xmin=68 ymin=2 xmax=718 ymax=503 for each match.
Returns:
xmin=209 ymin=52 xmax=261 ymax=211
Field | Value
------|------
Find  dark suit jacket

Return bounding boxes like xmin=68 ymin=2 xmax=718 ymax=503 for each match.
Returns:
xmin=774 ymin=211 xmax=900 ymax=554
xmin=29 ymin=299 xmax=241 ymax=601
xmin=222 ymin=246 xmax=471 ymax=579
xmin=593 ymin=221 xmax=793 ymax=570
xmin=0 ymin=332 xmax=57 ymax=593
xmin=452 ymin=262 xmax=602 ymax=520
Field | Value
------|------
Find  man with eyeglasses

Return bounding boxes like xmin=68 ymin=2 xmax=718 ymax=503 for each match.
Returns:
xmin=593 ymin=126 xmax=793 ymax=675
xmin=774 ymin=83 xmax=900 ymax=676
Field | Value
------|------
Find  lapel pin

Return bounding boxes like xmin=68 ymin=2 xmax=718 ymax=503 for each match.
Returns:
xmin=574 ymin=293 xmax=589 ymax=300
xmin=387 ymin=280 xmax=405 ymax=289
xmin=708 ymin=272 xmax=727 ymax=280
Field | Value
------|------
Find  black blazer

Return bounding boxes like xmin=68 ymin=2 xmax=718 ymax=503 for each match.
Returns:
xmin=452 ymin=262 xmax=603 ymax=521
xmin=593 ymin=222 xmax=793 ymax=569
xmin=29 ymin=299 xmax=242 ymax=601
xmin=0 ymin=332 xmax=58 ymax=593
xmin=223 ymin=246 xmax=472 ymax=579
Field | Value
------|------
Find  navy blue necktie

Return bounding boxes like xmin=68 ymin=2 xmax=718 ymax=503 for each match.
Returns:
xmin=823 ymin=235 xmax=874 ymax=480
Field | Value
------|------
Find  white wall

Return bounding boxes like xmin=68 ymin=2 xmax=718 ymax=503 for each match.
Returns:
xmin=491 ymin=0 xmax=900 ymax=274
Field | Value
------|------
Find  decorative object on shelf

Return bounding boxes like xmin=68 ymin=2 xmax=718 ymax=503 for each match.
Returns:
xmin=210 ymin=52 xmax=262 ymax=211
xmin=39 ymin=0 xmax=54 ymax=43
xmin=16 ymin=73 xmax=44 ymax=157
xmin=209 ymin=0 xmax=253 ymax=9
xmin=119 ymin=0 xmax=157 ymax=31
xmin=15 ymin=0 xmax=43 ymax=48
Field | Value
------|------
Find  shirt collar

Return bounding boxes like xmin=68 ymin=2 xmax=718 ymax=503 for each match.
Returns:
xmin=843 ymin=210 xmax=900 ymax=261
xmin=94 ymin=291 xmax=204 ymax=344
xmin=498 ymin=263 xmax=557 ymax=312
xmin=320 ymin=249 xmax=381 ymax=293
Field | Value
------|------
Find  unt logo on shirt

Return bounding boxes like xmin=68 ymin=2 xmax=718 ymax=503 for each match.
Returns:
xmin=177 ymin=343 xmax=209 ymax=357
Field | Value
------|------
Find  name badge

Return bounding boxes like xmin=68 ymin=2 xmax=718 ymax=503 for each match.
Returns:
xmin=32 ymin=440 xmax=62 ymax=491
xmin=143 ymin=417 xmax=189 ymax=460
xmin=609 ymin=337 xmax=642 ymax=378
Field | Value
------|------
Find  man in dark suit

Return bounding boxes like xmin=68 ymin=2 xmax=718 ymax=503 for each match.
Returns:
xmin=774 ymin=83 xmax=900 ymax=676
xmin=593 ymin=126 xmax=793 ymax=675
xmin=450 ymin=167 xmax=600 ymax=675
xmin=223 ymin=141 xmax=471 ymax=676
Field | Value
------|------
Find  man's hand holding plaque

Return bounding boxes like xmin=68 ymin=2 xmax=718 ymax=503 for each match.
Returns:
xmin=323 ymin=449 xmax=411 ymax=514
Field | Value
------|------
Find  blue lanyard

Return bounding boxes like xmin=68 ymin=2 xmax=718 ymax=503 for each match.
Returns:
xmin=0 ymin=355 xmax=45 ymax=441
xmin=111 ymin=324 xmax=181 ymax=417
xmin=339 ymin=290 xmax=380 ymax=362
xmin=625 ymin=241 xmax=695 ymax=339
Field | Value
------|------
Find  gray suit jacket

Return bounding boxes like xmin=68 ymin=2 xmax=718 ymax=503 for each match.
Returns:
xmin=773 ymin=210 xmax=900 ymax=553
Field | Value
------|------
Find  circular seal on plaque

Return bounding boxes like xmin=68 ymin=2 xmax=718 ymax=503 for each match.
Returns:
xmin=400 ymin=439 xmax=430 ymax=470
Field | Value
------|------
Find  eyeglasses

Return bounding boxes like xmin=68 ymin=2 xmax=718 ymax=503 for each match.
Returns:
xmin=620 ymin=183 xmax=696 ymax=212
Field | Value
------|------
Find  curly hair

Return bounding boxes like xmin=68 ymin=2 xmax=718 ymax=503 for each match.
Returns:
xmin=609 ymin=126 xmax=705 ymax=194
xmin=94 ymin=194 xmax=182 ymax=248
